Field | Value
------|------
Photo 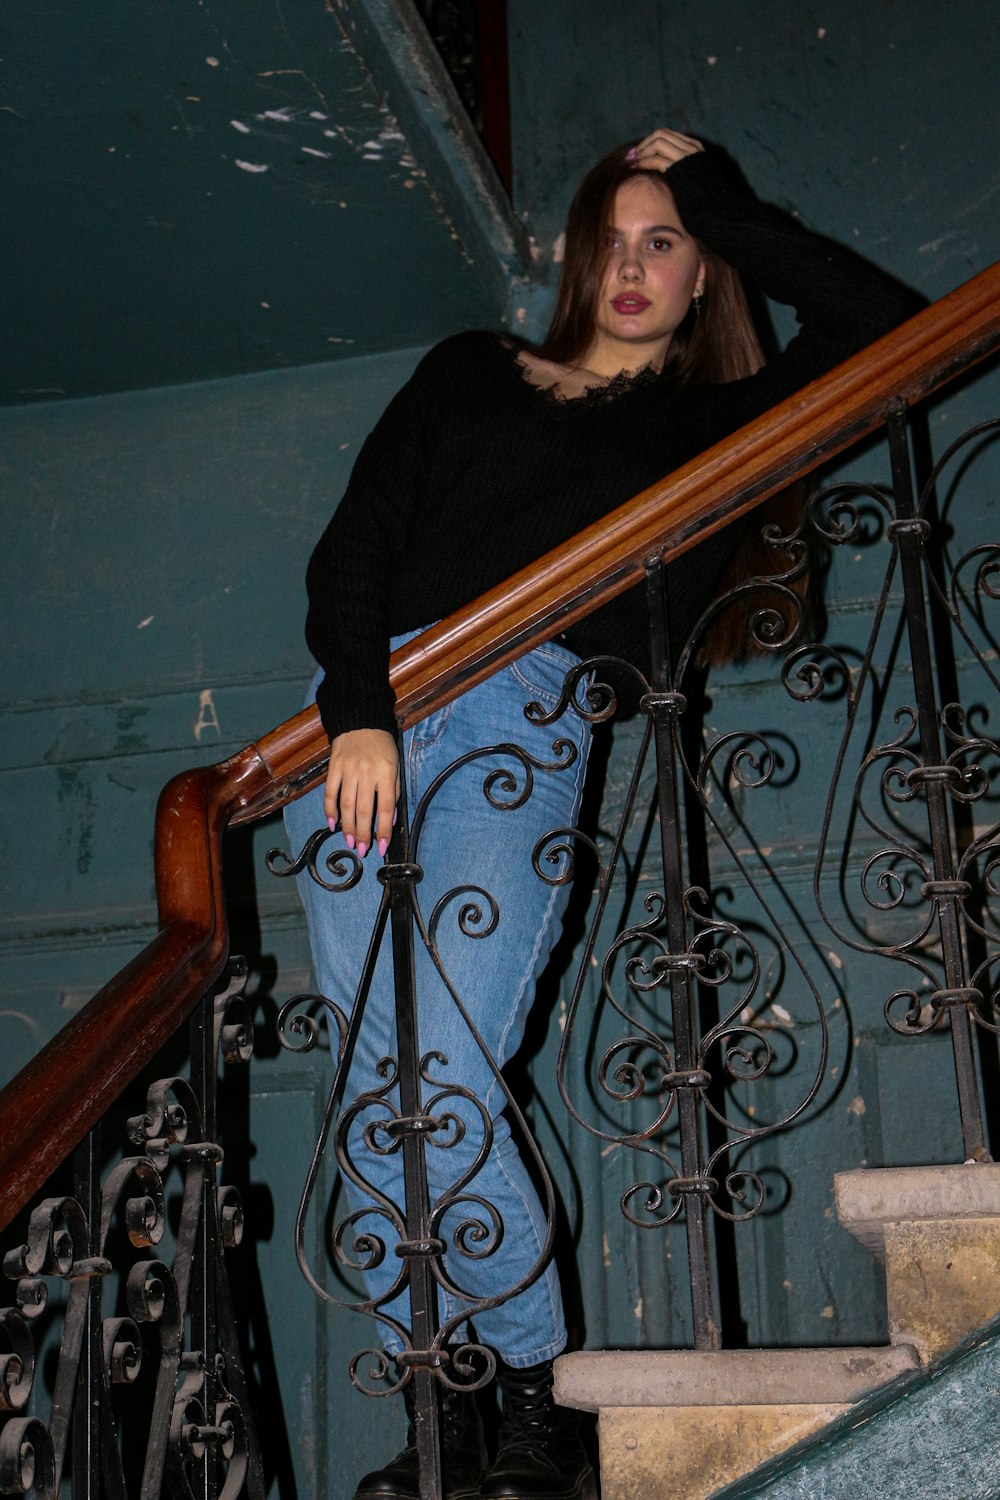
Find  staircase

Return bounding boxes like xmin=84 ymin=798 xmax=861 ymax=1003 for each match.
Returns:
xmin=0 ymin=266 xmax=999 ymax=1499
xmin=556 ymin=1163 xmax=1000 ymax=1495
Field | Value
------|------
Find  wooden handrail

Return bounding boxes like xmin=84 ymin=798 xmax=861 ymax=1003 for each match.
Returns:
xmin=1 ymin=261 xmax=999 ymax=1230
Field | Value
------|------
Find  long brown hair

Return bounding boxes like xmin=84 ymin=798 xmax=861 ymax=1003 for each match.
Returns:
xmin=540 ymin=143 xmax=764 ymax=387
xmin=540 ymin=141 xmax=809 ymax=666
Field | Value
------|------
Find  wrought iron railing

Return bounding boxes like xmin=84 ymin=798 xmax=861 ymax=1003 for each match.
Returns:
xmin=803 ymin=400 xmax=1000 ymax=1164
xmin=0 ymin=260 xmax=998 ymax=1497
xmin=0 ymin=959 xmax=264 ymax=1499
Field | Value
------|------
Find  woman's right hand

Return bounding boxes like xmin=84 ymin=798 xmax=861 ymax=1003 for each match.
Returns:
xmin=630 ymin=127 xmax=704 ymax=173
xmin=324 ymin=728 xmax=400 ymax=858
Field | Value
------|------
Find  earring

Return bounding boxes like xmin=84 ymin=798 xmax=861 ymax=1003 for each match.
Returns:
xmin=692 ymin=289 xmax=703 ymax=317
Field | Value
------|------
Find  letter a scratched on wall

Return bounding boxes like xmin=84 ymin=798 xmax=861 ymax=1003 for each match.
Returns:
xmin=193 ymin=689 xmax=221 ymax=742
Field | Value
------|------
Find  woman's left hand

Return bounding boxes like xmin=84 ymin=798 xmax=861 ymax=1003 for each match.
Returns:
xmin=630 ymin=128 xmax=703 ymax=173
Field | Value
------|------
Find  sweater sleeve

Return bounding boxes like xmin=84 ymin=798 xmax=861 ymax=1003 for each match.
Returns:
xmin=306 ymin=333 xmax=500 ymax=739
xmin=663 ymin=147 xmax=924 ymax=413
xmin=305 ymin=351 xmax=435 ymax=741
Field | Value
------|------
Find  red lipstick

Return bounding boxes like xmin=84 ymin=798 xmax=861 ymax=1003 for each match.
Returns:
xmin=611 ymin=293 xmax=651 ymax=314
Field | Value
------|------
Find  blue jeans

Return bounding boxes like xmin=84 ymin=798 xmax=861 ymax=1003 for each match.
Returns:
xmin=284 ymin=636 xmax=592 ymax=1367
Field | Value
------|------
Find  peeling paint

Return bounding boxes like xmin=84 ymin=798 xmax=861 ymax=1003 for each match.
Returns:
xmin=194 ymin=689 xmax=221 ymax=742
xmin=57 ymin=766 xmax=95 ymax=875
xmin=2 ymin=1009 xmax=47 ymax=1051
xmin=820 ymin=1304 xmax=835 ymax=1318
xmin=230 ymin=120 xmax=250 ymax=134
xmin=115 ymin=703 xmax=150 ymax=756
xmin=633 ymin=1296 xmax=643 ymax=1320
xmin=138 ymin=615 xmax=154 ymax=629
xmin=920 ymin=232 xmax=959 ymax=254
xmin=235 ymin=160 xmax=269 ymax=174
xmin=847 ymin=1095 xmax=866 ymax=1116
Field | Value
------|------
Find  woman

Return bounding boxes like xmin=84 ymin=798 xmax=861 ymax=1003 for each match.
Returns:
xmin=286 ymin=128 xmax=917 ymax=1500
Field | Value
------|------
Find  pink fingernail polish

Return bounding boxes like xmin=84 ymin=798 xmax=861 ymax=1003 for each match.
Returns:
xmin=625 ymin=146 xmax=637 ymax=161
xmin=357 ymin=842 xmax=368 ymax=859
xmin=378 ymin=837 xmax=389 ymax=858
xmin=327 ymin=817 xmax=337 ymax=832
xmin=345 ymin=833 xmax=355 ymax=850
xmin=392 ymin=808 xmax=398 ymax=827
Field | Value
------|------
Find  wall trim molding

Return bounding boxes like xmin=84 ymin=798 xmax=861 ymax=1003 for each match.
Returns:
xmin=330 ymin=0 xmax=532 ymax=309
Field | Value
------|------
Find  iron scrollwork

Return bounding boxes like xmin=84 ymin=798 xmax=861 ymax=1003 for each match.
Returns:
xmin=0 ymin=959 xmax=263 ymax=1499
xmin=792 ymin=409 xmax=1000 ymax=1160
xmin=271 ymin=738 xmax=589 ymax=1407
xmin=540 ymin=548 xmax=831 ymax=1348
xmin=272 ymin=398 xmax=998 ymax=1410
xmin=272 ymin=514 xmax=831 ymax=1364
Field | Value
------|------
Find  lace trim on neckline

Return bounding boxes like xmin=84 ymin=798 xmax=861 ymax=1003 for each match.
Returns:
xmin=500 ymin=338 xmax=661 ymax=409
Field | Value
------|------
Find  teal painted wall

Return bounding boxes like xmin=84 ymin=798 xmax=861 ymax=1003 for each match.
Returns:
xmin=507 ymin=0 xmax=997 ymax=319
xmin=3 ymin=3 xmax=999 ymax=1496
xmin=2 ymin=0 xmax=511 ymax=402
xmin=2 ymin=347 xmax=426 ymax=1071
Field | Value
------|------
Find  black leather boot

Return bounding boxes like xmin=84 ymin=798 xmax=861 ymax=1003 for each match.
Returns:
xmin=480 ymin=1359 xmax=597 ymax=1500
xmin=353 ymin=1373 xmax=488 ymax=1500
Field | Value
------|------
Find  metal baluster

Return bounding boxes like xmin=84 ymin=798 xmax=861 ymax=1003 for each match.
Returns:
xmin=643 ymin=556 xmax=720 ymax=1349
xmin=379 ymin=764 xmax=443 ymax=1500
xmin=885 ymin=398 xmax=990 ymax=1163
xmin=190 ymin=987 xmax=219 ymax=1500
xmin=72 ymin=1130 xmax=102 ymax=1500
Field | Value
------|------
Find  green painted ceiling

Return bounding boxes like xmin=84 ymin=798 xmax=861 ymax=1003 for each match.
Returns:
xmin=3 ymin=0 xmax=509 ymax=404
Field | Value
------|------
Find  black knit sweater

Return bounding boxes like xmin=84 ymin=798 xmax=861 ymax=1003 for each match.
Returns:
xmin=306 ymin=150 xmax=919 ymax=740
